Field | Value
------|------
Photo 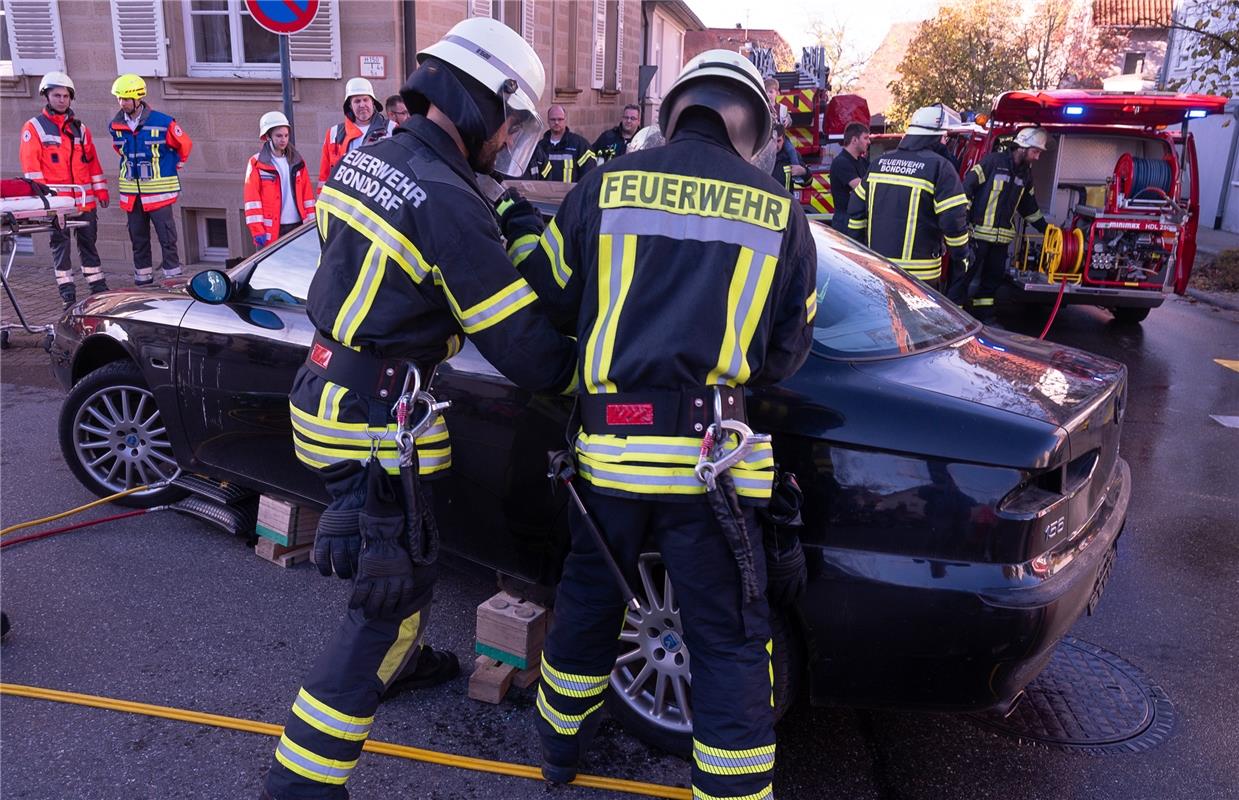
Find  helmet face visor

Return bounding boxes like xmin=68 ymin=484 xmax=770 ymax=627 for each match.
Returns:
xmin=492 ymin=101 xmax=545 ymax=178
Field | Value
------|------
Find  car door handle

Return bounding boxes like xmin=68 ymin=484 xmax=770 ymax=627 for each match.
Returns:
xmin=149 ymin=357 xmax=169 ymax=370
xmin=142 ymin=344 xmax=171 ymax=371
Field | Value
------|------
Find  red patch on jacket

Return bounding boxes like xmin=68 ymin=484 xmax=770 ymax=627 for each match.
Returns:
xmin=309 ymin=343 xmax=332 ymax=370
xmin=605 ymin=403 xmax=654 ymax=426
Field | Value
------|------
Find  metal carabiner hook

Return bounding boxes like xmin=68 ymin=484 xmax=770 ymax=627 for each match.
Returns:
xmin=694 ymin=418 xmax=772 ymax=489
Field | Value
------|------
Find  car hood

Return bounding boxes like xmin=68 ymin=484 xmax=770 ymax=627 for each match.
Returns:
xmin=850 ymin=327 xmax=1125 ymax=430
xmin=67 ymin=281 xmax=193 ymax=320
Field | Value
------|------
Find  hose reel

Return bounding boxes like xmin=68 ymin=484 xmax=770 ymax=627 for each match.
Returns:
xmin=1039 ymin=223 xmax=1085 ymax=284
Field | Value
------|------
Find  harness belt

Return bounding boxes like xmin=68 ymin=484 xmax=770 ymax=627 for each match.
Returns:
xmin=578 ymin=386 xmax=746 ymax=437
xmin=303 ymin=331 xmax=426 ymax=401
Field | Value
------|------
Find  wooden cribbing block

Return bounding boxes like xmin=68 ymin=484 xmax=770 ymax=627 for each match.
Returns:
xmin=512 ymin=663 xmax=541 ymax=690
xmin=468 ymin=655 xmax=517 ymax=704
xmin=476 ymin=591 xmax=547 ymax=664
xmin=255 ymin=538 xmax=312 ymax=568
xmin=475 ymin=641 xmax=540 ymax=670
xmin=256 ymin=496 xmax=321 ymax=547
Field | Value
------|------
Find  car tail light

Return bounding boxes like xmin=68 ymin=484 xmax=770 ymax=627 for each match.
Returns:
xmin=998 ymin=449 xmax=1099 ymax=516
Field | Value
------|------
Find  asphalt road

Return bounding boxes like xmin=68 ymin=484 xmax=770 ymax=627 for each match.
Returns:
xmin=2 ymin=294 xmax=1237 ymax=800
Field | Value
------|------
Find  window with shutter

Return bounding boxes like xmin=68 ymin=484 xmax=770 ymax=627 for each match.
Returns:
xmin=591 ymin=0 xmax=606 ymax=89
xmin=109 ymin=0 xmax=167 ymax=77
xmin=613 ymin=0 xmax=623 ymax=91
xmin=469 ymin=0 xmax=493 ymax=18
xmin=2 ymin=0 xmax=65 ymax=76
xmin=521 ymin=0 xmax=535 ymax=45
xmin=289 ymin=0 xmax=340 ymax=79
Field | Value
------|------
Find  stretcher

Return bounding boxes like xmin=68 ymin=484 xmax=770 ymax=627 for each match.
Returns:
xmin=0 ymin=179 xmax=90 ymax=348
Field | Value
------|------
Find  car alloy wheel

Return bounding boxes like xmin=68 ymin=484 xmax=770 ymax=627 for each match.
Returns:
xmin=611 ymin=552 xmax=694 ymax=740
xmin=68 ymin=369 xmax=181 ymax=497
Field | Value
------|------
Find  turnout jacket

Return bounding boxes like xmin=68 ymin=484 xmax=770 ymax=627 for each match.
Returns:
xmin=243 ymin=141 xmax=316 ymax=243
xmin=591 ymin=125 xmax=634 ymax=163
xmin=529 ymin=128 xmax=596 ymax=183
xmin=964 ymin=150 xmax=1047 ymax=243
xmin=318 ymin=113 xmax=395 ymax=186
xmin=847 ymin=136 xmax=969 ymax=283
xmin=291 ymin=117 xmax=576 ymax=478
xmin=108 ymin=104 xmax=192 ymax=212
xmin=19 ymin=107 xmax=108 ymax=210
xmin=521 ymin=125 xmax=818 ymax=502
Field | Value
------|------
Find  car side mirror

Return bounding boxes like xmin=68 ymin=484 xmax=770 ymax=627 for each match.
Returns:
xmin=188 ymin=269 xmax=233 ymax=304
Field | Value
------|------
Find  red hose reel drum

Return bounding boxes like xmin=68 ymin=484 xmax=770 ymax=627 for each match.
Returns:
xmin=1107 ymin=152 xmax=1178 ymax=212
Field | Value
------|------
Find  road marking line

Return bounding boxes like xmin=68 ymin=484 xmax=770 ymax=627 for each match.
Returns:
xmin=1215 ymin=359 xmax=1239 ymax=374
xmin=1210 ymin=415 xmax=1239 ymax=428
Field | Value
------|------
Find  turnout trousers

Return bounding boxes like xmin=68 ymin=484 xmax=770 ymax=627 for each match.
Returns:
xmin=947 ymin=239 xmax=1008 ymax=318
xmin=264 ymin=463 xmax=434 ymax=800
xmin=538 ymin=483 xmax=777 ymax=800
xmin=126 ymin=196 xmax=182 ymax=284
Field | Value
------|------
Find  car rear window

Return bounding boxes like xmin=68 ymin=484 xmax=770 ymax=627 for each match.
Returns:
xmin=810 ymin=225 xmax=976 ymax=359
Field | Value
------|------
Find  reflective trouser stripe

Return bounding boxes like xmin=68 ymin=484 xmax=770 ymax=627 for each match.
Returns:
xmin=541 ymin=658 xmax=610 ymax=698
xmin=537 ymin=685 xmax=605 ymax=735
xmin=692 ymin=786 xmax=774 ymax=800
xmin=693 ymin=740 xmax=776 ymax=775
xmin=290 ymin=397 xmax=451 ymax=477
xmin=291 ymin=688 xmax=373 ymax=741
xmin=973 ymin=225 xmax=1015 ymax=243
xmin=274 ymin=734 xmax=357 ymax=785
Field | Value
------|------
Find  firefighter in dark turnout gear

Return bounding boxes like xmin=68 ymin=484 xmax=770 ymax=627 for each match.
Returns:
xmin=520 ymin=49 xmax=817 ymax=799
xmin=261 ymin=18 xmax=573 ymax=800
xmin=847 ymin=104 xmax=971 ymax=289
xmin=528 ymin=105 xmax=596 ymax=182
xmin=947 ymin=126 xmax=1049 ymax=318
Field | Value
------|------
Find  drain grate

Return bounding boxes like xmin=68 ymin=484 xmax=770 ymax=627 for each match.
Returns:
xmin=971 ymin=636 xmax=1175 ymax=754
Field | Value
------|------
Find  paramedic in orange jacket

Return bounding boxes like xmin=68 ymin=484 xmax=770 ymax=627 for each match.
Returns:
xmin=244 ymin=111 xmax=315 ymax=249
xmin=108 ymin=73 xmax=193 ymax=286
xmin=318 ymin=77 xmax=395 ymax=186
xmin=20 ymin=71 xmax=110 ymax=306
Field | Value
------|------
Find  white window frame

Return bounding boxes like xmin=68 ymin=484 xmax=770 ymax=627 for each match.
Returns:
xmin=182 ymin=0 xmax=280 ymax=79
xmin=197 ymin=212 xmax=230 ymax=262
xmin=591 ymin=0 xmax=623 ymax=91
xmin=1 ymin=0 xmax=66 ymax=77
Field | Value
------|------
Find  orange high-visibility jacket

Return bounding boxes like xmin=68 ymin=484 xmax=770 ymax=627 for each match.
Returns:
xmin=243 ymin=142 xmax=316 ymax=243
xmin=318 ymin=113 xmax=394 ymax=185
xmin=19 ymin=108 xmax=109 ymax=210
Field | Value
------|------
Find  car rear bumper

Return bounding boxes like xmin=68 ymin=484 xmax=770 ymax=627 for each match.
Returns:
xmin=803 ymin=457 xmax=1130 ymax=713
xmin=1012 ymin=281 xmax=1167 ymax=308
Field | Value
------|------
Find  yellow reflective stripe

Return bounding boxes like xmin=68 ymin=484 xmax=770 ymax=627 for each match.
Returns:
xmin=767 ymin=639 xmax=774 ymax=707
xmin=972 ymin=297 xmax=995 ymax=306
xmin=982 ymin=179 xmax=1002 ymax=230
xmin=902 ymin=188 xmax=920 ymax=262
xmin=869 ymin=173 xmax=934 ymax=193
xmin=540 ymin=218 xmax=572 ymax=288
xmin=274 ymin=733 xmax=356 ymax=785
xmin=317 ymin=186 xmax=431 ymax=282
xmin=693 ymin=739 xmax=776 ymax=775
xmin=291 ymin=689 xmax=373 ymax=742
xmin=692 ymin=784 xmax=773 ymax=800
xmin=541 ymin=659 xmax=610 ymax=698
xmin=584 ymin=233 xmax=636 ymax=394
xmin=708 ymin=249 xmax=778 ymax=386
xmin=293 ymin=401 xmax=388 ymax=435
xmin=537 ymin=686 xmax=606 ymax=735
xmin=934 ymin=193 xmax=968 ymax=214
xmin=944 ymin=232 xmax=969 ymax=247
xmin=895 ymin=259 xmax=943 ymax=281
xmin=452 ymin=277 xmax=538 ymax=333
xmin=1025 ymin=209 xmax=1044 ymax=223
xmin=805 ymin=289 xmax=817 ymax=324
xmin=377 ymin=610 xmax=422 ymax=684
xmin=576 ymin=453 xmax=774 ymax=498
xmin=150 ymin=143 xmax=162 ymax=179
xmin=296 ymin=689 xmax=375 ymax=727
xmin=576 ymin=433 xmax=773 ymax=468
xmin=853 ymin=182 xmax=867 ymax=200
xmin=847 ymin=218 xmax=867 ymax=230
xmin=540 ymin=160 xmax=552 ymax=179
xmin=315 ymin=383 xmax=346 ymax=421
xmin=507 ymin=233 xmax=539 ymax=267
xmin=973 ymin=224 xmax=1015 ymax=243
xmin=578 ymin=149 xmax=596 ymax=166
xmin=331 ymin=244 xmax=386 ymax=345
xmin=970 ymin=163 xmax=985 ymax=182
xmin=598 ymin=171 xmax=790 ymax=231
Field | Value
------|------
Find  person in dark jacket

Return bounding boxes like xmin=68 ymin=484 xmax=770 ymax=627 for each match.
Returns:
xmin=591 ymin=103 xmax=641 ymax=163
xmin=520 ymin=49 xmax=817 ymax=800
xmin=772 ymin=123 xmax=808 ymax=193
xmin=527 ymin=105 xmax=595 ymax=182
xmin=947 ymin=126 xmax=1049 ymax=318
xmin=830 ymin=122 xmax=870 ymax=234
xmin=847 ymin=104 xmax=971 ymax=289
xmin=259 ymin=17 xmax=573 ymax=800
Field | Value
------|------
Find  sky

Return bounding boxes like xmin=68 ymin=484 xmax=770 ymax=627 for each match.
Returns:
xmin=685 ymin=0 xmax=942 ymax=58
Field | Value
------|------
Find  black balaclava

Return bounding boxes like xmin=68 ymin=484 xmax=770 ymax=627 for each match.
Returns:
xmin=400 ymin=56 xmax=506 ymax=167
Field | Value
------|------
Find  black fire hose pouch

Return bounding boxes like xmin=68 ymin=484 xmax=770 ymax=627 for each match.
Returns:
xmin=759 ymin=471 xmax=808 ymax=609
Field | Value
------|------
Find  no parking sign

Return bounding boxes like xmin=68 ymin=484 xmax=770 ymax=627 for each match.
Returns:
xmin=245 ymin=0 xmax=320 ymax=35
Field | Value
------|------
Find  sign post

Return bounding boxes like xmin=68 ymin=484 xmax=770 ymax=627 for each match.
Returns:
xmin=245 ymin=0 xmax=321 ymax=144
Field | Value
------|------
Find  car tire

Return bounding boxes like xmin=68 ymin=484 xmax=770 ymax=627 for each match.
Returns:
xmin=1111 ymin=306 xmax=1151 ymax=324
xmin=605 ymin=552 xmax=803 ymax=757
xmin=58 ymin=361 xmax=187 ymax=509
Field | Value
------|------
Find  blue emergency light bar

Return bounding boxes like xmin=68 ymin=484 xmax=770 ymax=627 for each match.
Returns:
xmin=1187 ymin=109 xmax=1207 ymax=118
xmin=1064 ymin=105 xmax=1085 ymax=116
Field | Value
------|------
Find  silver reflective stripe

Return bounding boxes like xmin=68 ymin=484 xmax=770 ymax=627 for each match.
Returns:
xmin=317 ymin=190 xmax=428 ymax=280
xmin=293 ymin=696 xmax=370 ymax=738
xmin=418 ymin=451 xmax=451 ymax=469
xmin=332 ymin=245 xmax=385 ymax=342
xmin=578 ymin=439 xmax=699 ymax=459
xmin=543 ymin=221 xmax=571 ymax=287
xmin=694 ymin=746 xmax=775 ymax=772
xmin=458 ymin=280 xmax=536 ymax=331
xmin=441 ymin=33 xmax=539 ymax=102
xmin=692 ymin=786 xmax=773 ymax=800
xmin=600 ymin=206 xmax=782 ymax=255
xmin=721 ymin=250 xmax=768 ymax=382
xmin=509 ymin=239 xmax=537 ymax=263
xmin=275 ymin=739 xmax=352 ymax=781
xmin=579 ymin=461 xmax=703 ymax=488
xmin=587 ymin=235 xmax=629 ymax=394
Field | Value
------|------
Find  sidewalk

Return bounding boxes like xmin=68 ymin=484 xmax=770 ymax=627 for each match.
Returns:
xmin=1187 ymin=225 xmax=1239 ymax=310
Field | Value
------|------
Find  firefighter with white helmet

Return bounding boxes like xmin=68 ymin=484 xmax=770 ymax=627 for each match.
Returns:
xmin=259 ymin=17 xmax=575 ymax=799
xmin=19 ymin=71 xmax=111 ymax=305
xmin=107 ymin=72 xmax=193 ymax=286
xmin=520 ymin=48 xmax=816 ymax=796
xmin=947 ymin=125 xmax=1050 ymax=318
xmin=318 ymin=76 xmax=395 ymax=186
xmin=847 ymin=103 xmax=972 ymax=289
xmin=243 ymin=111 xmax=315 ymax=249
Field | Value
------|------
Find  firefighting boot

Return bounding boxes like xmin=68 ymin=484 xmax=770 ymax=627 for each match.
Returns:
xmin=59 ymin=284 xmax=77 ymax=308
xmin=88 ymin=279 xmax=110 ymax=295
xmin=381 ymin=645 xmax=460 ymax=699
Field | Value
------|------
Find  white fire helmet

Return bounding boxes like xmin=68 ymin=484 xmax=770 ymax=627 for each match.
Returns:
xmin=39 ymin=71 xmax=75 ymax=99
xmin=1014 ymin=126 xmax=1050 ymax=151
xmin=906 ymin=104 xmax=964 ymax=136
xmin=343 ymin=77 xmax=380 ymax=104
xmin=259 ymin=111 xmax=291 ymax=139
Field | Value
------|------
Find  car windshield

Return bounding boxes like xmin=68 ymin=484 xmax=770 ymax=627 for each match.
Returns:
xmin=810 ymin=225 xmax=977 ymax=359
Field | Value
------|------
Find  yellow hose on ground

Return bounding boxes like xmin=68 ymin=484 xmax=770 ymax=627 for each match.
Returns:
xmin=0 ymin=484 xmax=156 ymax=537
xmin=0 ymin=682 xmax=691 ymax=799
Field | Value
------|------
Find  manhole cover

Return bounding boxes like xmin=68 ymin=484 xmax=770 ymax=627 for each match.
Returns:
xmin=971 ymin=636 xmax=1175 ymax=754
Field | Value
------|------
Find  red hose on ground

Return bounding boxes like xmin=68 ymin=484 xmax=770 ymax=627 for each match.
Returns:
xmin=0 ymin=509 xmax=151 ymax=549
xmin=1039 ymin=278 xmax=1069 ymax=340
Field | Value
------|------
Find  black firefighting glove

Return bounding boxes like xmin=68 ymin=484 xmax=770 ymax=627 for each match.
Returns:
xmin=313 ymin=460 xmax=366 ymax=579
xmin=951 ymin=243 xmax=975 ymax=276
xmin=351 ymin=462 xmax=418 ymax=619
xmin=761 ymin=472 xmax=808 ymax=609
xmin=495 ymin=187 xmax=544 ymax=242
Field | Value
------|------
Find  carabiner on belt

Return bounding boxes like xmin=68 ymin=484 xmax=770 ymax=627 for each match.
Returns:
xmin=694 ymin=387 xmax=771 ymax=491
xmin=392 ymin=365 xmax=452 ymax=466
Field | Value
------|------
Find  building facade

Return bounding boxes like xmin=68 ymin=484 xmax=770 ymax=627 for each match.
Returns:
xmin=0 ymin=0 xmax=651 ymax=268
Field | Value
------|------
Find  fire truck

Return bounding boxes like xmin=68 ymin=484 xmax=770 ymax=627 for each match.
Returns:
xmin=955 ymin=90 xmax=1228 ymax=323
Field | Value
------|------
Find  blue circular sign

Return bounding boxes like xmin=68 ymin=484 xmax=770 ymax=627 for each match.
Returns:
xmin=245 ymin=0 xmax=319 ymax=35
